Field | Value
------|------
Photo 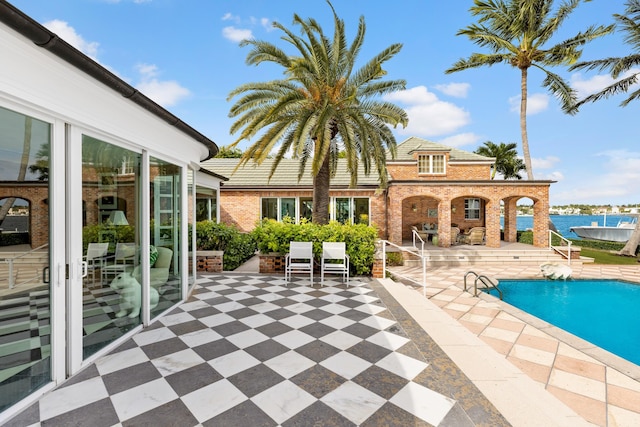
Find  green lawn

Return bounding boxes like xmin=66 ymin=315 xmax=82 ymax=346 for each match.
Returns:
xmin=579 ymin=248 xmax=639 ymax=265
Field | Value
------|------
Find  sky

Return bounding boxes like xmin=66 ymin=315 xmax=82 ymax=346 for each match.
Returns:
xmin=7 ymin=0 xmax=640 ymax=207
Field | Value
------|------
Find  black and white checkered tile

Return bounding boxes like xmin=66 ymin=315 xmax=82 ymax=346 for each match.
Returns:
xmin=11 ymin=275 xmax=460 ymax=426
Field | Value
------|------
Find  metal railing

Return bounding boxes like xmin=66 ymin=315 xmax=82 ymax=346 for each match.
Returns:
xmin=1 ymin=243 xmax=48 ymax=289
xmin=380 ymin=239 xmax=428 ymax=296
xmin=464 ymin=270 xmax=502 ymax=300
xmin=549 ymin=230 xmax=572 ymax=265
xmin=411 ymin=229 xmax=425 ymax=253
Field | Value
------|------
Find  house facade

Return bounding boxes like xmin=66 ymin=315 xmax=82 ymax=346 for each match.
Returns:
xmin=0 ymin=3 xmax=221 ymax=421
xmin=203 ymin=137 xmax=553 ymax=249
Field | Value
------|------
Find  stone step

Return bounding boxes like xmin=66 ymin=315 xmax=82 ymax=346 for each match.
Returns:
xmin=0 ymin=251 xmax=49 ymax=288
xmin=400 ymin=248 xmax=575 ymax=267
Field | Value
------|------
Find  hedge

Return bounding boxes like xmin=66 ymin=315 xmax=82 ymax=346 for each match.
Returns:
xmin=250 ymin=219 xmax=378 ymax=276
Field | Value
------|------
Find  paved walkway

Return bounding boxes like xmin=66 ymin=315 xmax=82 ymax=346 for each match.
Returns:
xmin=7 ymin=275 xmax=509 ymax=426
xmin=388 ymin=263 xmax=640 ymax=426
xmin=6 ymin=263 xmax=640 ymax=426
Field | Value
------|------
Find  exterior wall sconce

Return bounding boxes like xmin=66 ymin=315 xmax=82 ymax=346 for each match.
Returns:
xmin=411 ymin=203 xmax=418 ymax=212
xmin=451 ymin=206 xmax=457 ymax=214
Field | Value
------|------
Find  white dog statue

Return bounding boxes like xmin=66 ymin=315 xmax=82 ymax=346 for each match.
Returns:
xmin=110 ymin=272 xmax=159 ymax=318
xmin=540 ymin=263 xmax=573 ymax=280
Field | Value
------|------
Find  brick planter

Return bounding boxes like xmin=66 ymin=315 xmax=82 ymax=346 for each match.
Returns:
xmin=259 ymin=253 xmax=285 ymax=274
xmin=195 ymin=250 xmax=224 ymax=273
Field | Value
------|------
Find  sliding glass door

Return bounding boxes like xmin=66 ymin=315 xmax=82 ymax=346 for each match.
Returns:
xmin=79 ymin=135 xmax=142 ymax=359
xmin=0 ymin=106 xmax=52 ymax=412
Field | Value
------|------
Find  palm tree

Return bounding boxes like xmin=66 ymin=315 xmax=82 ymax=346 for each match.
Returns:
xmin=0 ymin=117 xmax=32 ymax=223
xmin=474 ymin=141 xmax=523 ymax=179
xmin=569 ymin=0 xmax=640 ymax=257
xmin=501 ymin=156 xmax=526 ymax=179
xmin=227 ymin=2 xmax=408 ymax=224
xmin=446 ymin=0 xmax=613 ymax=180
xmin=569 ymin=1 xmax=640 ymax=110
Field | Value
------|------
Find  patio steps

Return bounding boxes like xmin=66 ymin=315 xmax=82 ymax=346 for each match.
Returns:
xmin=402 ymin=247 xmax=577 ymax=267
xmin=0 ymin=250 xmax=48 ymax=290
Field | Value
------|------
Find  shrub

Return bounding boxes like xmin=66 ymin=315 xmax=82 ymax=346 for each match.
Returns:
xmin=385 ymin=252 xmax=404 ymax=266
xmin=250 ymin=219 xmax=378 ymax=276
xmin=82 ymin=224 xmax=135 ymax=253
xmin=194 ymin=221 xmax=256 ymax=270
xmin=0 ymin=232 xmax=29 ymax=246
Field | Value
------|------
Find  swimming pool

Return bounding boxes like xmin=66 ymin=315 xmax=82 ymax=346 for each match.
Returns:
xmin=492 ymin=279 xmax=640 ymax=366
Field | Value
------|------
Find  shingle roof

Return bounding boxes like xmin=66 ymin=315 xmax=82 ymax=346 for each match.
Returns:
xmin=200 ymin=137 xmax=493 ymax=188
xmin=200 ymin=158 xmax=384 ymax=188
xmin=389 ymin=136 xmax=493 ymax=163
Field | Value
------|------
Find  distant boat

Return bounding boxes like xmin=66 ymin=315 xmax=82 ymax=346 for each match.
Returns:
xmin=569 ymin=214 xmax=638 ymax=242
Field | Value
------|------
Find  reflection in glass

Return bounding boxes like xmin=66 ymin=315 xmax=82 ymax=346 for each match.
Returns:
xmin=335 ymin=198 xmax=350 ymax=224
xmin=149 ymin=157 xmax=181 ymax=319
xmin=82 ymin=135 xmax=140 ymax=358
xmin=0 ymin=106 xmax=51 ymax=411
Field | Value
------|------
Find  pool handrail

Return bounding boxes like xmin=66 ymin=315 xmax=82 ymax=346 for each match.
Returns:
xmin=464 ymin=270 xmax=502 ymax=300
xmin=549 ymin=230 xmax=572 ymax=265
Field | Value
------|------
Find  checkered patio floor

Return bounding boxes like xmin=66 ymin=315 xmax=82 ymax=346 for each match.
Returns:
xmin=6 ymin=274 xmax=507 ymax=426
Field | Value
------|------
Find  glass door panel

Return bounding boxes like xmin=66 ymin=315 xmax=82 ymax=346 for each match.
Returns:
xmin=149 ymin=157 xmax=181 ymax=318
xmin=81 ymin=135 xmax=141 ymax=358
xmin=0 ymin=106 xmax=52 ymax=411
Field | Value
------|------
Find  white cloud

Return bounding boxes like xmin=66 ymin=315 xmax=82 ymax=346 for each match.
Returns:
xmin=434 ymin=82 xmax=470 ymax=98
xmin=384 ymin=86 xmax=471 ymax=137
xmin=509 ymin=93 xmax=549 ymax=115
xmin=438 ymin=133 xmax=480 ymax=147
xmin=134 ymin=63 xmax=190 ymax=107
xmin=552 ymin=149 xmax=640 ymax=204
xmin=532 ymin=155 xmax=560 ymax=170
xmin=222 ymin=13 xmax=240 ymax=23
xmin=43 ymin=20 xmax=99 ymax=61
xmin=261 ymin=18 xmax=273 ymax=31
xmin=222 ymin=26 xmax=253 ymax=43
xmin=571 ymin=70 xmax=640 ymax=98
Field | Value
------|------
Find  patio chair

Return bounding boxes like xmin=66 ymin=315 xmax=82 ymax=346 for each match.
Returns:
xmin=132 ymin=246 xmax=173 ymax=292
xmin=320 ymin=242 xmax=349 ymax=287
xmin=101 ymin=242 xmax=136 ymax=283
xmin=451 ymin=227 xmax=461 ymax=245
xmin=83 ymin=242 xmax=109 ymax=285
xmin=459 ymin=227 xmax=486 ymax=245
xmin=284 ymin=241 xmax=314 ymax=285
xmin=411 ymin=225 xmax=429 ymax=241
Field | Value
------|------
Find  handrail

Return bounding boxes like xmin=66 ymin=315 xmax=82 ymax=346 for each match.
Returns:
xmin=549 ymin=230 xmax=572 ymax=265
xmin=411 ymin=229 xmax=425 ymax=253
xmin=464 ymin=270 xmax=502 ymax=300
xmin=2 ymin=243 xmax=48 ymax=289
xmin=477 ymin=275 xmax=502 ymax=300
xmin=379 ymin=239 xmax=428 ymax=296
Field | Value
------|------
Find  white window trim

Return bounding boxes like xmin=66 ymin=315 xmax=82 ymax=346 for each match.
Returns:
xmin=418 ymin=154 xmax=446 ymax=175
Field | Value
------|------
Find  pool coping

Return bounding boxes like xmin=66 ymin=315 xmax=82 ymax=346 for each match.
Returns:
xmin=477 ymin=283 xmax=640 ymax=382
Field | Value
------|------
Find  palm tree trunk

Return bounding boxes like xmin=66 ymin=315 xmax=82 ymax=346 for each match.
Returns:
xmin=0 ymin=117 xmax=32 ymax=222
xmin=312 ymin=154 xmax=331 ymax=225
xmin=520 ymin=68 xmax=534 ymax=180
xmin=619 ymin=221 xmax=640 ymax=257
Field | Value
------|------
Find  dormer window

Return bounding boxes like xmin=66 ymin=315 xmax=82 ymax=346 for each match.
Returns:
xmin=418 ymin=154 xmax=445 ymax=174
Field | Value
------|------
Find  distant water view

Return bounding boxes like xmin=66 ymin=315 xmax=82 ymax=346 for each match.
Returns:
xmin=500 ymin=214 xmax=635 ymax=239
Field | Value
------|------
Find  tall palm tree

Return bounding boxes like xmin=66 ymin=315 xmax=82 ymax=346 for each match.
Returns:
xmin=569 ymin=0 xmax=640 ymax=109
xmin=474 ymin=141 xmax=523 ymax=179
xmin=227 ymin=2 xmax=408 ymax=224
xmin=569 ymin=0 xmax=640 ymax=257
xmin=446 ymin=0 xmax=613 ymax=180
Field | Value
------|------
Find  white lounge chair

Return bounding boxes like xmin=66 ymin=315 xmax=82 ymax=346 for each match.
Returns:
xmin=101 ymin=242 xmax=136 ymax=283
xmin=284 ymin=241 xmax=314 ymax=285
xmin=320 ymin=242 xmax=349 ymax=287
xmin=83 ymin=242 xmax=109 ymax=285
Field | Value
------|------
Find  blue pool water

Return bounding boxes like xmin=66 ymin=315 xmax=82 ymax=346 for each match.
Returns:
xmin=493 ymin=279 xmax=640 ymax=366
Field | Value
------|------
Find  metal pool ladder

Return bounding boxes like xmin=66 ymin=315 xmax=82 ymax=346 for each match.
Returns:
xmin=464 ymin=271 xmax=502 ymax=300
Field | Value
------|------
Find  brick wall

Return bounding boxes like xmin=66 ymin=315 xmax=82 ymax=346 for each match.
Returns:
xmin=387 ymin=182 xmax=551 ymax=248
